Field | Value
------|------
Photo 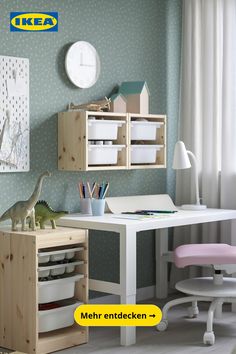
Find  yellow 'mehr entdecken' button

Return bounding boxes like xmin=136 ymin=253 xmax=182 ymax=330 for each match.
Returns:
xmin=74 ymin=304 xmax=162 ymax=326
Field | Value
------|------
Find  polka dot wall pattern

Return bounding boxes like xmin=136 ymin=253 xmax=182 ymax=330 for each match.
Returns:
xmin=0 ymin=0 xmax=182 ymax=289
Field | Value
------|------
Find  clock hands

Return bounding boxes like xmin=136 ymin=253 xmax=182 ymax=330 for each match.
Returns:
xmin=79 ymin=64 xmax=95 ymax=67
xmin=79 ymin=54 xmax=94 ymax=66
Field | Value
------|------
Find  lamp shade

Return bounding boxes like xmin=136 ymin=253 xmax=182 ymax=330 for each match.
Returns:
xmin=172 ymin=141 xmax=191 ymax=169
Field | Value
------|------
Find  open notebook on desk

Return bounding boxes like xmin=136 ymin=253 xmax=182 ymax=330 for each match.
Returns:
xmin=105 ymin=194 xmax=177 ymax=219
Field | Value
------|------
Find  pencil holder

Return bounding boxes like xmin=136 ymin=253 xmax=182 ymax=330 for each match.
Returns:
xmin=80 ymin=198 xmax=92 ymax=215
xmin=91 ymin=199 xmax=106 ymax=216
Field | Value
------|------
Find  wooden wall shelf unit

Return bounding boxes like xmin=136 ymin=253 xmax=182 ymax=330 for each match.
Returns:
xmin=0 ymin=227 xmax=88 ymax=354
xmin=58 ymin=110 xmax=166 ymax=171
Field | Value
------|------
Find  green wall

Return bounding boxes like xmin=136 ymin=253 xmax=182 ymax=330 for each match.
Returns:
xmin=0 ymin=0 xmax=182 ymax=291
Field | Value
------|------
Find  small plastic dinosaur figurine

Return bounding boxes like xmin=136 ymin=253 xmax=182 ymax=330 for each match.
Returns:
xmin=34 ymin=200 xmax=68 ymax=229
xmin=0 ymin=171 xmax=51 ymax=231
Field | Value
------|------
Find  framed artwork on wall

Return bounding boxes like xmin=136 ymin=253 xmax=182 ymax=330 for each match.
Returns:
xmin=0 ymin=55 xmax=29 ymax=172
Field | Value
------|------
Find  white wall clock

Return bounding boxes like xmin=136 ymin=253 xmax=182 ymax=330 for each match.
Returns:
xmin=65 ymin=41 xmax=100 ymax=88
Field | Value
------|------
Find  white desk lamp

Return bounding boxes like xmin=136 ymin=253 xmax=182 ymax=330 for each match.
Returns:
xmin=173 ymin=141 xmax=206 ymax=210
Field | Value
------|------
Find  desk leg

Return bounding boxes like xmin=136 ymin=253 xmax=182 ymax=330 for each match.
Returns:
xmin=120 ymin=227 xmax=136 ymax=346
xmin=231 ymin=219 xmax=236 ymax=312
xmin=155 ymin=228 xmax=168 ymax=299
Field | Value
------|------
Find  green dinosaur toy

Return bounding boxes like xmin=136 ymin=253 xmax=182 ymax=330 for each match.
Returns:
xmin=33 ymin=200 xmax=68 ymax=229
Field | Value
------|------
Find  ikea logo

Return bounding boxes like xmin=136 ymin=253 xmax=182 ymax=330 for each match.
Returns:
xmin=10 ymin=12 xmax=58 ymax=32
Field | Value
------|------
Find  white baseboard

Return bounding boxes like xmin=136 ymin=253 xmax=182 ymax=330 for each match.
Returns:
xmin=89 ymin=285 xmax=155 ymax=304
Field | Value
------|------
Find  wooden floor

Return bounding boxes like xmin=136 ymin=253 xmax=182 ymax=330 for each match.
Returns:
xmin=2 ymin=298 xmax=236 ymax=354
xmin=58 ymin=299 xmax=236 ymax=354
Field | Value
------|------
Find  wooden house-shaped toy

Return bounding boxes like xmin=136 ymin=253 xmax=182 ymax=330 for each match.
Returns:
xmin=119 ymin=81 xmax=150 ymax=114
xmin=110 ymin=93 xmax=127 ymax=113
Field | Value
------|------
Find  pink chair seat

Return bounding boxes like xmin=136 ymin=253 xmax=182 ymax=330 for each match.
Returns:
xmin=174 ymin=243 xmax=236 ymax=268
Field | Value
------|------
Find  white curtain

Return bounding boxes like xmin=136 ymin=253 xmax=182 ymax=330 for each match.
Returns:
xmin=171 ymin=0 xmax=236 ymax=285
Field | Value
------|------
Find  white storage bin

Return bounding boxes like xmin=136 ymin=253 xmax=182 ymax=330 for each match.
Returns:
xmin=88 ymin=119 xmax=125 ymax=140
xmin=39 ymin=266 xmax=65 ymax=278
xmin=88 ymin=145 xmax=125 ymax=165
xmin=38 ymin=254 xmax=50 ymax=264
xmin=38 ymin=260 xmax=84 ymax=278
xmin=131 ymin=121 xmax=163 ymax=141
xmin=38 ymin=274 xmax=84 ymax=304
xmin=38 ymin=300 xmax=82 ymax=333
xmin=38 ymin=246 xmax=84 ymax=264
xmin=38 ymin=269 xmax=50 ymax=278
xmin=51 ymin=267 xmax=65 ymax=276
xmin=66 ymin=265 xmax=75 ymax=273
xmin=50 ymin=253 xmax=65 ymax=262
xmin=131 ymin=145 xmax=163 ymax=164
xmin=65 ymin=251 xmax=76 ymax=260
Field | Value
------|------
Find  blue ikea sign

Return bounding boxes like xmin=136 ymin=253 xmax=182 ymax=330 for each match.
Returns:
xmin=10 ymin=12 xmax=58 ymax=32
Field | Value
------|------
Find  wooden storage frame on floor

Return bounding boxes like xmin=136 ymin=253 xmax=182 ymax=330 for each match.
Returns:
xmin=0 ymin=227 xmax=88 ymax=354
xmin=58 ymin=110 xmax=167 ymax=171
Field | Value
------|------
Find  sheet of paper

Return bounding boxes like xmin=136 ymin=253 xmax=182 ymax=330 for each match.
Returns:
xmin=112 ymin=214 xmax=171 ymax=220
xmin=106 ymin=194 xmax=177 ymax=214
xmin=6 ymin=78 xmax=27 ymax=98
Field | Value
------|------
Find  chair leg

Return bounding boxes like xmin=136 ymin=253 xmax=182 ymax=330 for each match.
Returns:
xmin=203 ymin=298 xmax=223 ymax=345
xmin=215 ymin=302 xmax=222 ymax=319
xmin=156 ymin=296 xmax=213 ymax=332
xmin=188 ymin=300 xmax=199 ymax=318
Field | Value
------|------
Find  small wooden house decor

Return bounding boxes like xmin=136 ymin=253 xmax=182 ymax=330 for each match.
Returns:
xmin=119 ymin=81 xmax=150 ymax=114
xmin=110 ymin=93 xmax=127 ymax=113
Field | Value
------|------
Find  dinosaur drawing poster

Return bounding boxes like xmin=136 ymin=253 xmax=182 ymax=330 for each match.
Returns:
xmin=0 ymin=55 xmax=29 ymax=172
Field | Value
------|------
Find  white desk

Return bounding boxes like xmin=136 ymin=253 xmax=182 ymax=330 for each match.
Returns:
xmin=58 ymin=208 xmax=236 ymax=346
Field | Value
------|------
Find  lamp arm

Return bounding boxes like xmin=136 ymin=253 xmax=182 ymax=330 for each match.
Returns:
xmin=187 ymin=150 xmax=200 ymax=205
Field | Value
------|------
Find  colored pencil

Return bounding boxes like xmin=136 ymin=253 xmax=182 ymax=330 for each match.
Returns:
xmin=82 ymin=184 xmax=86 ymax=198
xmin=100 ymin=182 xmax=105 ymax=199
xmin=77 ymin=182 xmax=83 ymax=198
xmin=102 ymin=183 xmax=109 ymax=199
xmin=91 ymin=182 xmax=96 ymax=196
xmin=86 ymin=182 xmax=93 ymax=199
xmin=77 ymin=180 xmax=109 ymax=199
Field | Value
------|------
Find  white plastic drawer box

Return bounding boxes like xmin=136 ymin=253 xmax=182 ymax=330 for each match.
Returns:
xmin=38 ymin=246 xmax=84 ymax=264
xmin=88 ymin=119 xmax=125 ymax=140
xmin=38 ymin=301 xmax=82 ymax=333
xmin=131 ymin=121 xmax=163 ymax=140
xmin=38 ymin=260 xmax=84 ymax=278
xmin=131 ymin=145 xmax=163 ymax=164
xmin=38 ymin=274 xmax=84 ymax=304
xmin=88 ymin=145 xmax=124 ymax=165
